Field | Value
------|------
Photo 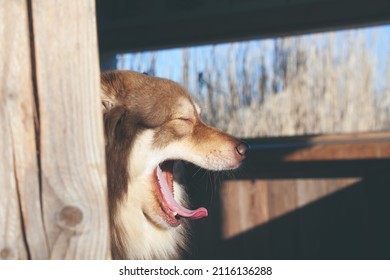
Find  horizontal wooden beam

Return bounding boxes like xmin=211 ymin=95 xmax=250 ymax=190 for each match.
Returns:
xmin=238 ymin=160 xmax=390 ymax=179
xmin=97 ymin=0 xmax=390 ymax=53
xmin=245 ymin=132 xmax=390 ymax=162
xmin=238 ymin=132 xmax=390 ymax=179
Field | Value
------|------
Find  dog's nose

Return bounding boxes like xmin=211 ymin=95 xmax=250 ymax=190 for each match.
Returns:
xmin=236 ymin=142 xmax=249 ymax=157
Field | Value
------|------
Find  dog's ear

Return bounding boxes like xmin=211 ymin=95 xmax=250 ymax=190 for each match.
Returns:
xmin=101 ymin=89 xmax=116 ymax=113
xmin=101 ymin=72 xmax=118 ymax=113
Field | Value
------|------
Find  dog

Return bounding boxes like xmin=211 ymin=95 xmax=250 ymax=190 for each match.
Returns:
xmin=101 ymin=70 xmax=248 ymax=259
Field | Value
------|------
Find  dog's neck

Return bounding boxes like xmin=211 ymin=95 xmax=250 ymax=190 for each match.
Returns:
xmin=111 ymin=180 xmax=190 ymax=260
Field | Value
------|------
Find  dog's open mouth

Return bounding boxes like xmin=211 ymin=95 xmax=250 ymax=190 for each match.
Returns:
xmin=153 ymin=160 xmax=208 ymax=227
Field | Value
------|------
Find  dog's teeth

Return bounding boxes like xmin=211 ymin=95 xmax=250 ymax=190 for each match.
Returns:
xmin=173 ymin=212 xmax=178 ymax=216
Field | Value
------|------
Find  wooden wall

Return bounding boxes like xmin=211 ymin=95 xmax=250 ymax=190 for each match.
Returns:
xmin=0 ymin=0 xmax=110 ymax=259
xmin=188 ymin=132 xmax=390 ymax=259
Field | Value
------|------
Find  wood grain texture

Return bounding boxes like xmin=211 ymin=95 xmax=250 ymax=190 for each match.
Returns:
xmin=296 ymin=178 xmax=360 ymax=207
xmin=0 ymin=0 xmax=43 ymax=260
xmin=221 ymin=180 xmax=268 ymax=239
xmin=219 ymin=178 xmax=364 ymax=258
xmin=246 ymin=132 xmax=390 ymax=163
xmin=31 ymin=0 xmax=110 ymax=259
xmin=266 ymin=180 xmax=297 ymax=220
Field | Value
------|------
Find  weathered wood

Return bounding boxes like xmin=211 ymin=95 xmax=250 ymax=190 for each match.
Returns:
xmin=221 ymin=180 xmax=268 ymax=239
xmin=240 ymin=132 xmax=390 ymax=179
xmin=296 ymin=178 xmax=360 ymax=207
xmin=0 ymin=0 xmax=43 ymax=260
xmin=30 ymin=0 xmax=110 ymax=259
xmin=246 ymin=132 xmax=390 ymax=163
xmin=218 ymin=177 xmax=367 ymax=259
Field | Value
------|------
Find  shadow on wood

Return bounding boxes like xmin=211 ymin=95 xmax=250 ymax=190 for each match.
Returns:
xmin=184 ymin=133 xmax=390 ymax=259
xmin=187 ymin=175 xmax=390 ymax=259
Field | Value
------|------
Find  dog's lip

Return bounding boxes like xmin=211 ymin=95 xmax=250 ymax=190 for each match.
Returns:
xmin=153 ymin=160 xmax=208 ymax=227
xmin=153 ymin=161 xmax=180 ymax=227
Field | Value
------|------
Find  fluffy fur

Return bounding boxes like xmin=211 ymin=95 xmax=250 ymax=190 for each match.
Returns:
xmin=101 ymin=71 xmax=247 ymax=259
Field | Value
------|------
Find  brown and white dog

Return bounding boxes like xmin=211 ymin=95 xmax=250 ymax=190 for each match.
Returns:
xmin=101 ymin=71 xmax=247 ymax=259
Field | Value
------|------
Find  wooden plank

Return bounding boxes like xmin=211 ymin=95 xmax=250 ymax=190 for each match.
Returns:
xmin=284 ymin=142 xmax=390 ymax=161
xmin=296 ymin=178 xmax=360 ymax=207
xmin=0 ymin=113 xmax=26 ymax=260
xmin=242 ymin=132 xmax=390 ymax=179
xmin=297 ymin=178 xmax=363 ymax=258
xmin=192 ymin=133 xmax=390 ymax=258
xmin=364 ymin=174 xmax=390 ymax=258
xmin=221 ymin=180 xmax=269 ymax=239
xmin=246 ymin=132 xmax=390 ymax=163
xmin=266 ymin=180 xmax=299 ymax=258
xmin=266 ymin=180 xmax=298 ymax=220
xmin=31 ymin=0 xmax=110 ymax=259
xmin=238 ymin=159 xmax=390 ymax=180
xmin=0 ymin=0 xmax=44 ymax=260
xmin=97 ymin=0 xmax=390 ymax=52
xmin=219 ymin=180 xmax=270 ymax=259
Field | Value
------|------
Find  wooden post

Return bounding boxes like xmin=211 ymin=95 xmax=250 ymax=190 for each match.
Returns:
xmin=0 ymin=0 xmax=35 ymax=260
xmin=0 ymin=0 xmax=110 ymax=259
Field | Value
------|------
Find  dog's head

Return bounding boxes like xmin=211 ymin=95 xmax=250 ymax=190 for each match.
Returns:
xmin=101 ymin=71 xmax=247 ymax=258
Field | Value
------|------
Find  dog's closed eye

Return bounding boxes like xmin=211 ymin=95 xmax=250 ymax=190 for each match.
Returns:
xmin=178 ymin=117 xmax=194 ymax=125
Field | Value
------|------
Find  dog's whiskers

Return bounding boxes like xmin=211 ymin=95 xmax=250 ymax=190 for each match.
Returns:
xmin=192 ymin=166 xmax=204 ymax=178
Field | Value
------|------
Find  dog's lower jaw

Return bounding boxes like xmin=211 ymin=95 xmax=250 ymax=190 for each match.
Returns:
xmin=111 ymin=181 xmax=190 ymax=260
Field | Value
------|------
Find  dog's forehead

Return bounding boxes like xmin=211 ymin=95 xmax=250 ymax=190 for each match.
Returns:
xmin=175 ymin=96 xmax=198 ymax=116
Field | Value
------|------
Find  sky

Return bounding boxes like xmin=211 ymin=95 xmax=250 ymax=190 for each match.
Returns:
xmin=118 ymin=24 xmax=390 ymax=91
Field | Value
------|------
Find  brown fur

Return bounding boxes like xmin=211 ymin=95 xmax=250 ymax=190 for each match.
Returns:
xmin=101 ymin=70 xmax=247 ymax=259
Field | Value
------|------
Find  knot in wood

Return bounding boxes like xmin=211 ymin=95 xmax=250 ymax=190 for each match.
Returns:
xmin=58 ymin=206 xmax=83 ymax=228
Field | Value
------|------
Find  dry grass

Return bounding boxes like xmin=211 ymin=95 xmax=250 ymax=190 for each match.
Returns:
xmin=119 ymin=29 xmax=390 ymax=138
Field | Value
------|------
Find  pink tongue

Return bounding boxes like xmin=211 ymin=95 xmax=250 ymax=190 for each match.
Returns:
xmin=156 ymin=165 xmax=208 ymax=220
